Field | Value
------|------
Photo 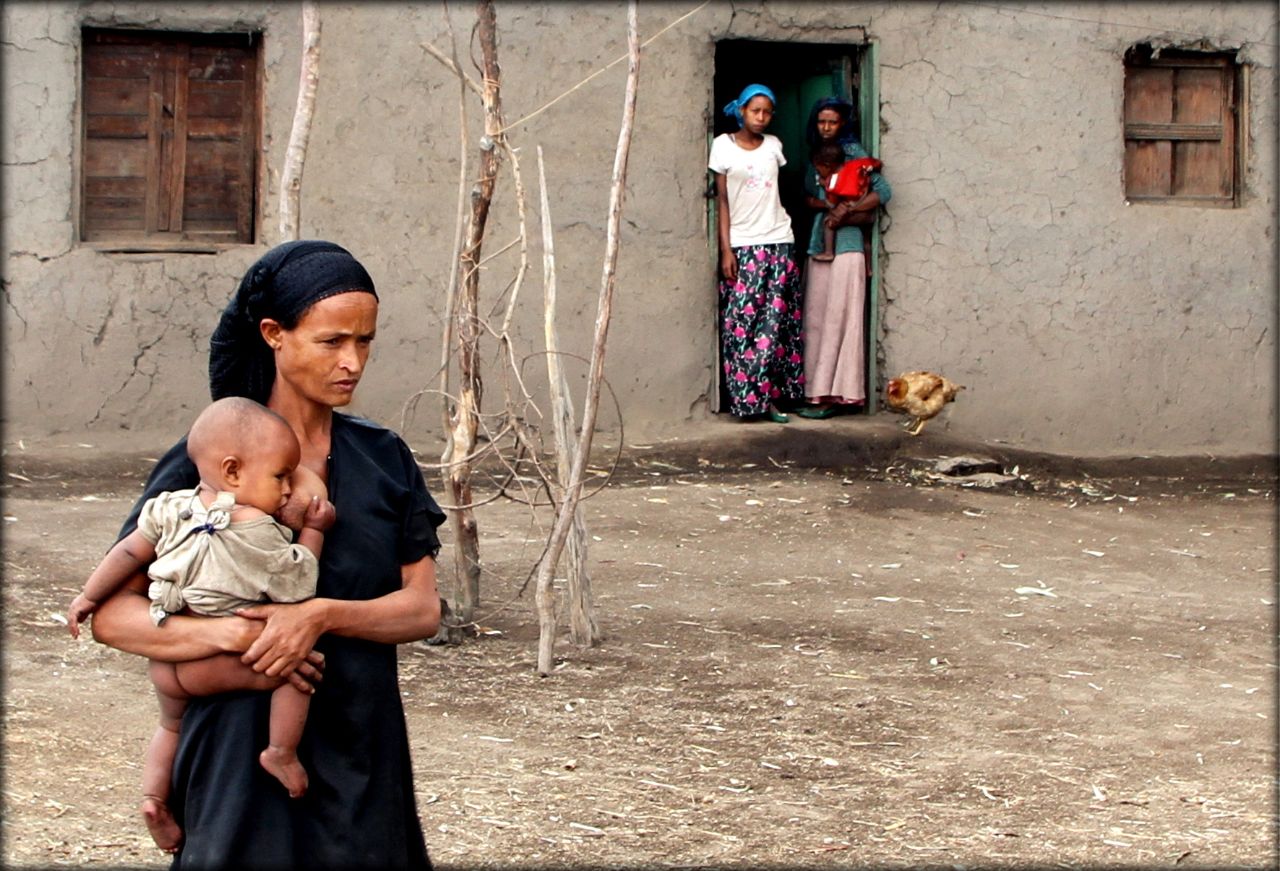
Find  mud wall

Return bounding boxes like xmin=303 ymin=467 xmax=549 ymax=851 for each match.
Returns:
xmin=871 ymin=3 xmax=1277 ymax=455
xmin=3 ymin=2 xmax=1275 ymax=457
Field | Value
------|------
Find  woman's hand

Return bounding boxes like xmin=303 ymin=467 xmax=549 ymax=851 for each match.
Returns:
xmin=714 ymin=172 xmax=737 ymax=283
xmin=831 ymin=193 xmax=880 ymax=228
xmin=211 ymin=612 xmax=270 ymax=652
xmin=217 ymin=612 xmax=326 ymax=692
xmin=290 ymin=650 xmax=327 ymax=692
xmin=720 ymin=249 xmax=738 ymax=283
xmin=236 ymin=599 xmax=330 ymax=678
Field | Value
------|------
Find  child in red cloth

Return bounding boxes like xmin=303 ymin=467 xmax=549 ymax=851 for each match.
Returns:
xmin=811 ymin=141 xmax=883 ymax=263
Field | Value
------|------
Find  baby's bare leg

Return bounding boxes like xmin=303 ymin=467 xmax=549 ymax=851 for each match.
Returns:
xmin=174 ymin=652 xmax=284 ymax=695
xmin=141 ymin=662 xmax=187 ymax=853
xmin=814 ymin=222 xmax=837 ymax=262
xmin=258 ymin=684 xmax=312 ymax=798
xmin=824 ymin=223 xmax=837 ymax=257
xmin=174 ymin=653 xmax=312 ymax=797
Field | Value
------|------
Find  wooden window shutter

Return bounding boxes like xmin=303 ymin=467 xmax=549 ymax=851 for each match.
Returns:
xmin=1124 ymin=51 xmax=1238 ymax=205
xmin=82 ymin=29 xmax=259 ymax=244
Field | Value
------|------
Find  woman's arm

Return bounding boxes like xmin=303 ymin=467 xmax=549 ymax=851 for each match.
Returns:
xmin=804 ymin=163 xmax=830 ymax=211
xmin=91 ymin=570 xmax=264 ymax=660
xmin=830 ymin=191 xmax=882 ymax=228
xmin=92 ymin=572 xmax=326 ymax=691
xmin=714 ymin=172 xmax=737 ymax=282
xmin=236 ymin=555 xmax=442 ymax=677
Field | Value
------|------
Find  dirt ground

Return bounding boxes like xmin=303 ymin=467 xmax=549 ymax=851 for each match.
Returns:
xmin=2 ymin=420 xmax=1276 ymax=869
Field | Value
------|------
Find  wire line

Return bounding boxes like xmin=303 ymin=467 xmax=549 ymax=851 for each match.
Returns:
xmin=499 ymin=0 xmax=712 ymax=134
xmin=958 ymin=1 xmax=1278 ymax=48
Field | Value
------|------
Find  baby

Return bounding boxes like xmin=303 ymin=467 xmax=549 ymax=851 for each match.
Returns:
xmin=811 ymin=141 xmax=882 ymax=263
xmin=67 ymin=397 xmax=335 ymax=852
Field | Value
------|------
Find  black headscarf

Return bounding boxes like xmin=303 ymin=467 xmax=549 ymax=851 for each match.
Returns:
xmin=209 ymin=240 xmax=377 ymax=403
xmin=805 ymin=97 xmax=859 ymax=150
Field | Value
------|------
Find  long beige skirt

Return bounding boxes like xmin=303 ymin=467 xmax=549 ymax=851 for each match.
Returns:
xmin=802 ymin=252 xmax=866 ymax=403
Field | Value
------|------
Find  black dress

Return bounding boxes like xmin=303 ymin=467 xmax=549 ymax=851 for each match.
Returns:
xmin=117 ymin=413 xmax=447 ymax=870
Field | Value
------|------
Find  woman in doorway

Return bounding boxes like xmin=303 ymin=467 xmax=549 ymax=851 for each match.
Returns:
xmin=796 ymin=96 xmax=891 ymax=419
xmin=90 ymin=240 xmax=446 ymax=869
xmin=709 ymin=83 xmax=804 ymax=423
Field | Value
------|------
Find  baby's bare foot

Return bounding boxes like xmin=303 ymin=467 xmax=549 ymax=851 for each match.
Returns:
xmin=260 ymin=745 xmax=308 ymax=798
xmin=141 ymin=795 xmax=183 ymax=853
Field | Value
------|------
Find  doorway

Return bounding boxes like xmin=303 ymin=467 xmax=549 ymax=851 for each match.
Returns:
xmin=709 ymin=40 xmax=882 ymax=414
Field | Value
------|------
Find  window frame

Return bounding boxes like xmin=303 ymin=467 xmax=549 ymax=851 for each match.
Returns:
xmin=80 ymin=27 xmax=262 ymax=251
xmin=1122 ymin=46 xmax=1246 ymax=208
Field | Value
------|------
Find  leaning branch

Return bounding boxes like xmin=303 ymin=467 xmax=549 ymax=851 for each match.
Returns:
xmin=535 ymin=1 xmax=640 ymax=675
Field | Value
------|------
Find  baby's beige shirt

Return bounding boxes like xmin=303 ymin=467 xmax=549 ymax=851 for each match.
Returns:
xmin=138 ymin=488 xmax=318 ymax=625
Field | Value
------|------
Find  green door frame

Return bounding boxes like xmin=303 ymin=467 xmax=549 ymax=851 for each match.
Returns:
xmin=859 ymin=40 xmax=881 ymax=413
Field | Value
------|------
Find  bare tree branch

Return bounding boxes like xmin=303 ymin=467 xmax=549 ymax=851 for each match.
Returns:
xmin=420 ymin=41 xmax=483 ymax=97
xmin=537 ymin=146 xmax=599 ymax=648
xmin=279 ymin=2 xmax=321 ymax=241
xmin=444 ymin=0 xmax=505 ymax=625
xmin=535 ymin=1 xmax=641 ymax=675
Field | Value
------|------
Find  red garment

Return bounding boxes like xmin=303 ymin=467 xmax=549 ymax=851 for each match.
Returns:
xmin=826 ymin=157 xmax=883 ymax=203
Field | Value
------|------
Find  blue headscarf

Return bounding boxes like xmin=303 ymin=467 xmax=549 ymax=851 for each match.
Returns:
xmin=805 ymin=96 xmax=858 ymax=149
xmin=723 ymin=83 xmax=777 ymax=127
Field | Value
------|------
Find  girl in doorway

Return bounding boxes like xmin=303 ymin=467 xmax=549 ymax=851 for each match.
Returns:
xmin=796 ymin=96 xmax=891 ymax=419
xmin=709 ymin=83 xmax=804 ymax=423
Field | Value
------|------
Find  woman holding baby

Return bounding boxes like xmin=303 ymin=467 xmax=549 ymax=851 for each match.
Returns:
xmin=796 ymin=96 xmax=892 ymax=419
xmin=90 ymin=240 xmax=446 ymax=869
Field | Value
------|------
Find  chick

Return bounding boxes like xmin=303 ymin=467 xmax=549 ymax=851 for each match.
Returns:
xmin=884 ymin=370 xmax=964 ymax=436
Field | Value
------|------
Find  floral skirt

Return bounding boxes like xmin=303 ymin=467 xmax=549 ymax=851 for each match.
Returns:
xmin=719 ymin=243 xmax=804 ymax=417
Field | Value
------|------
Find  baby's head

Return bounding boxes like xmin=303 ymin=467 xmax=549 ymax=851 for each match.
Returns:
xmin=186 ymin=397 xmax=300 ymax=515
xmin=812 ymin=142 xmax=845 ymax=180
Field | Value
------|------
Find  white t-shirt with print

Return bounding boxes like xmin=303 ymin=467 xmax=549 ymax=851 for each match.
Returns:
xmin=708 ymin=132 xmax=794 ymax=247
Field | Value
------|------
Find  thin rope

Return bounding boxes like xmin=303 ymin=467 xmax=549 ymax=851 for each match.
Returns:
xmin=498 ymin=0 xmax=711 ymax=134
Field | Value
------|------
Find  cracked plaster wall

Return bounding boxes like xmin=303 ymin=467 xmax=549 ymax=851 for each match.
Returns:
xmin=871 ymin=1 xmax=1277 ymax=456
xmin=2 ymin=2 xmax=1275 ymax=457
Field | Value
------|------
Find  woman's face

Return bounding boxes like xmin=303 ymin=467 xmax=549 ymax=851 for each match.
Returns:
xmin=741 ymin=95 xmax=775 ymax=135
xmin=815 ymin=108 xmax=845 ymax=142
xmin=261 ymin=291 xmax=379 ymax=409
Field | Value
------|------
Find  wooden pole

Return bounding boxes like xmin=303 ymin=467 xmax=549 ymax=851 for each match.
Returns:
xmin=431 ymin=3 xmax=471 ymax=642
xmin=537 ymin=147 xmax=599 ymax=649
xmin=446 ymin=0 xmax=504 ymax=624
xmin=536 ymin=1 xmax=639 ymax=674
xmin=279 ymin=1 xmax=320 ymax=241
